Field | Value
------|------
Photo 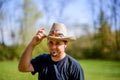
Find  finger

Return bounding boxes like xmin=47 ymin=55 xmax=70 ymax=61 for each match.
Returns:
xmin=37 ymin=32 xmax=46 ymax=39
xmin=36 ymin=34 xmax=41 ymax=39
xmin=36 ymin=28 xmax=45 ymax=35
xmin=38 ymin=28 xmax=45 ymax=33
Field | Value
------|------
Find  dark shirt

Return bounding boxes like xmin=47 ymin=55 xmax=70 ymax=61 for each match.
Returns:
xmin=31 ymin=54 xmax=84 ymax=80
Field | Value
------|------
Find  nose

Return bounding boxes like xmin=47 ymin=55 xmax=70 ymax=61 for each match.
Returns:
xmin=51 ymin=44 xmax=57 ymax=49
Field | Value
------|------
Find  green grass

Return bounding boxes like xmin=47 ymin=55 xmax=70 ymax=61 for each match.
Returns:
xmin=0 ymin=61 xmax=37 ymax=80
xmin=0 ymin=60 xmax=120 ymax=80
xmin=79 ymin=60 xmax=120 ymax=80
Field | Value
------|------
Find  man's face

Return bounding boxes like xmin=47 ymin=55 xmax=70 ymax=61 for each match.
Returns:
xmin=47 ymin=39 xmax=67 ymax=57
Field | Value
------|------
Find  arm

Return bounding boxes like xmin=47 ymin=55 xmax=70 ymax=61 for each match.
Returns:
xmin=18 ymin=28 xmax=46 ymax=72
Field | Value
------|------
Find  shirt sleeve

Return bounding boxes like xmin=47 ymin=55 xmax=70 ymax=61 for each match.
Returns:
xmin=71 ymin=63 xmax=84 ymax=80
xmin=76 ymin=66 xmax=84 ymax=80
xmin=31 ymin=55 xmax=43 ymax=75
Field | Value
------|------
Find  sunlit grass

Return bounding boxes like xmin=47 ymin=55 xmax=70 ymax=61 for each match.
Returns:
xmin=0 ymin=61 xmax=37 ymax=80
xmin=0 ymin=60 xmax=120 ymax=80
xmin=79 ymin=60 xmax=120 ymax=80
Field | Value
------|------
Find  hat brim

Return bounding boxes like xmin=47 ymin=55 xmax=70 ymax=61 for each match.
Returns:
xmin=47 ymin=36 xmax=76 ymax=41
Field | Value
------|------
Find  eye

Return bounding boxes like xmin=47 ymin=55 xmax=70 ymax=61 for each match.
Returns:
xmin=56 ymin=42 xmax=60 ymax=45
xmin=56 ymin=42 xmax=63 ymax=45
xmin=49 ymin=41 xmax=53 ymax=45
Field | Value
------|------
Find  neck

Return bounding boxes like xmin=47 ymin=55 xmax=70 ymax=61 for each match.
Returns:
xmin=51 ymin=53 xmax=66 ymax=62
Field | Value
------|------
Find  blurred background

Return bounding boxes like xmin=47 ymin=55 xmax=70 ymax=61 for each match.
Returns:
xmin=0 ymin=0 xmax=120 ymax=80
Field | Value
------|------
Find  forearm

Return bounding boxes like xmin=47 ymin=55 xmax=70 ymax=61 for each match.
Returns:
xmin=18 ymin=43 xmax=35 ymax=72
xmin=18 ymin=28 xmax=45 ymax=72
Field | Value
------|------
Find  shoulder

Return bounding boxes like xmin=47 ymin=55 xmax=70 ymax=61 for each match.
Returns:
xmin=67 ymin=55 xmax=79 ymax=64
xmin=66 ymin=54 xmax=82 ymax=69
xmin=66 ymin=55 xmax=84 ymax=76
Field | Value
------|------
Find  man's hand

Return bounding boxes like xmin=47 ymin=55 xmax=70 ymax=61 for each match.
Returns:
xmin=30 ymin=28 xmax=46 ymax=47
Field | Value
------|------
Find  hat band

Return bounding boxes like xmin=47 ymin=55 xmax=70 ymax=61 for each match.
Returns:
xmin=49 ymin=33 xmax=64 ymax=38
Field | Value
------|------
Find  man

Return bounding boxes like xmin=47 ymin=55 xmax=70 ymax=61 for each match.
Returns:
xmin=18 ymin=22 xmax=84 ymax=80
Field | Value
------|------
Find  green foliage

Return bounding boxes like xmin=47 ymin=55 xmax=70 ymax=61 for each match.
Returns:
xmin=0 ymin=44 xmax=20 ymax=61
xmin=66 ymin=22 xmax=120 ymax=60
xmin=66 ymin=36 xmax=93 ymax=59
xmin=0 ymin=37 xmax=49 ymax=61
xmin=94 ymin=22 xmax=117 ymax=59
xmin=32 ymin=38 xmax=48 ymax=57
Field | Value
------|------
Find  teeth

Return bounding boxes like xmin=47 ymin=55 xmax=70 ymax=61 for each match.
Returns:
xmin=53 ymin=53 xmax=57 ymax=56
xmin=51 ymin=52 xmax=58 ymax=57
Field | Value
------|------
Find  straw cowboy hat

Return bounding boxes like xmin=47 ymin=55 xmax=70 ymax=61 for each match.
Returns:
xmin=45 ymin=22 xmax=76 ymax=41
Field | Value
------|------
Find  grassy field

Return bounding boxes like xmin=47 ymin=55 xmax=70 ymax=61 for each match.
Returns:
xmin=79 ymin=60 xmax=120 ymax=80
xmin=0 ymin=60 xmax=120 ymax=80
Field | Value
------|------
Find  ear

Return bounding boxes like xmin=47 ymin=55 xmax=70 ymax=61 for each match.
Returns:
xmin=64 ymin=42 xmax=68 ymax=48
xmin=64 ymin=45 xmax=67 ymax=48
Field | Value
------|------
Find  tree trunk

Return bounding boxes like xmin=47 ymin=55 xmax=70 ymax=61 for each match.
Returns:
xmin=0 ymin=26 xmax=5 ymax=45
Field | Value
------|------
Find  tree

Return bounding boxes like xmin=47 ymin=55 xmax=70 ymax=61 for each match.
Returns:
xmin=19 ymin=0 xmax=42 ymax=45
xmin=110 ymin=0 xmax=120 ymax=49
xmin=0 ymin=0 xmax=8 ymax=45
xmin=96 ymin=21 xmax=116 ymax=59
